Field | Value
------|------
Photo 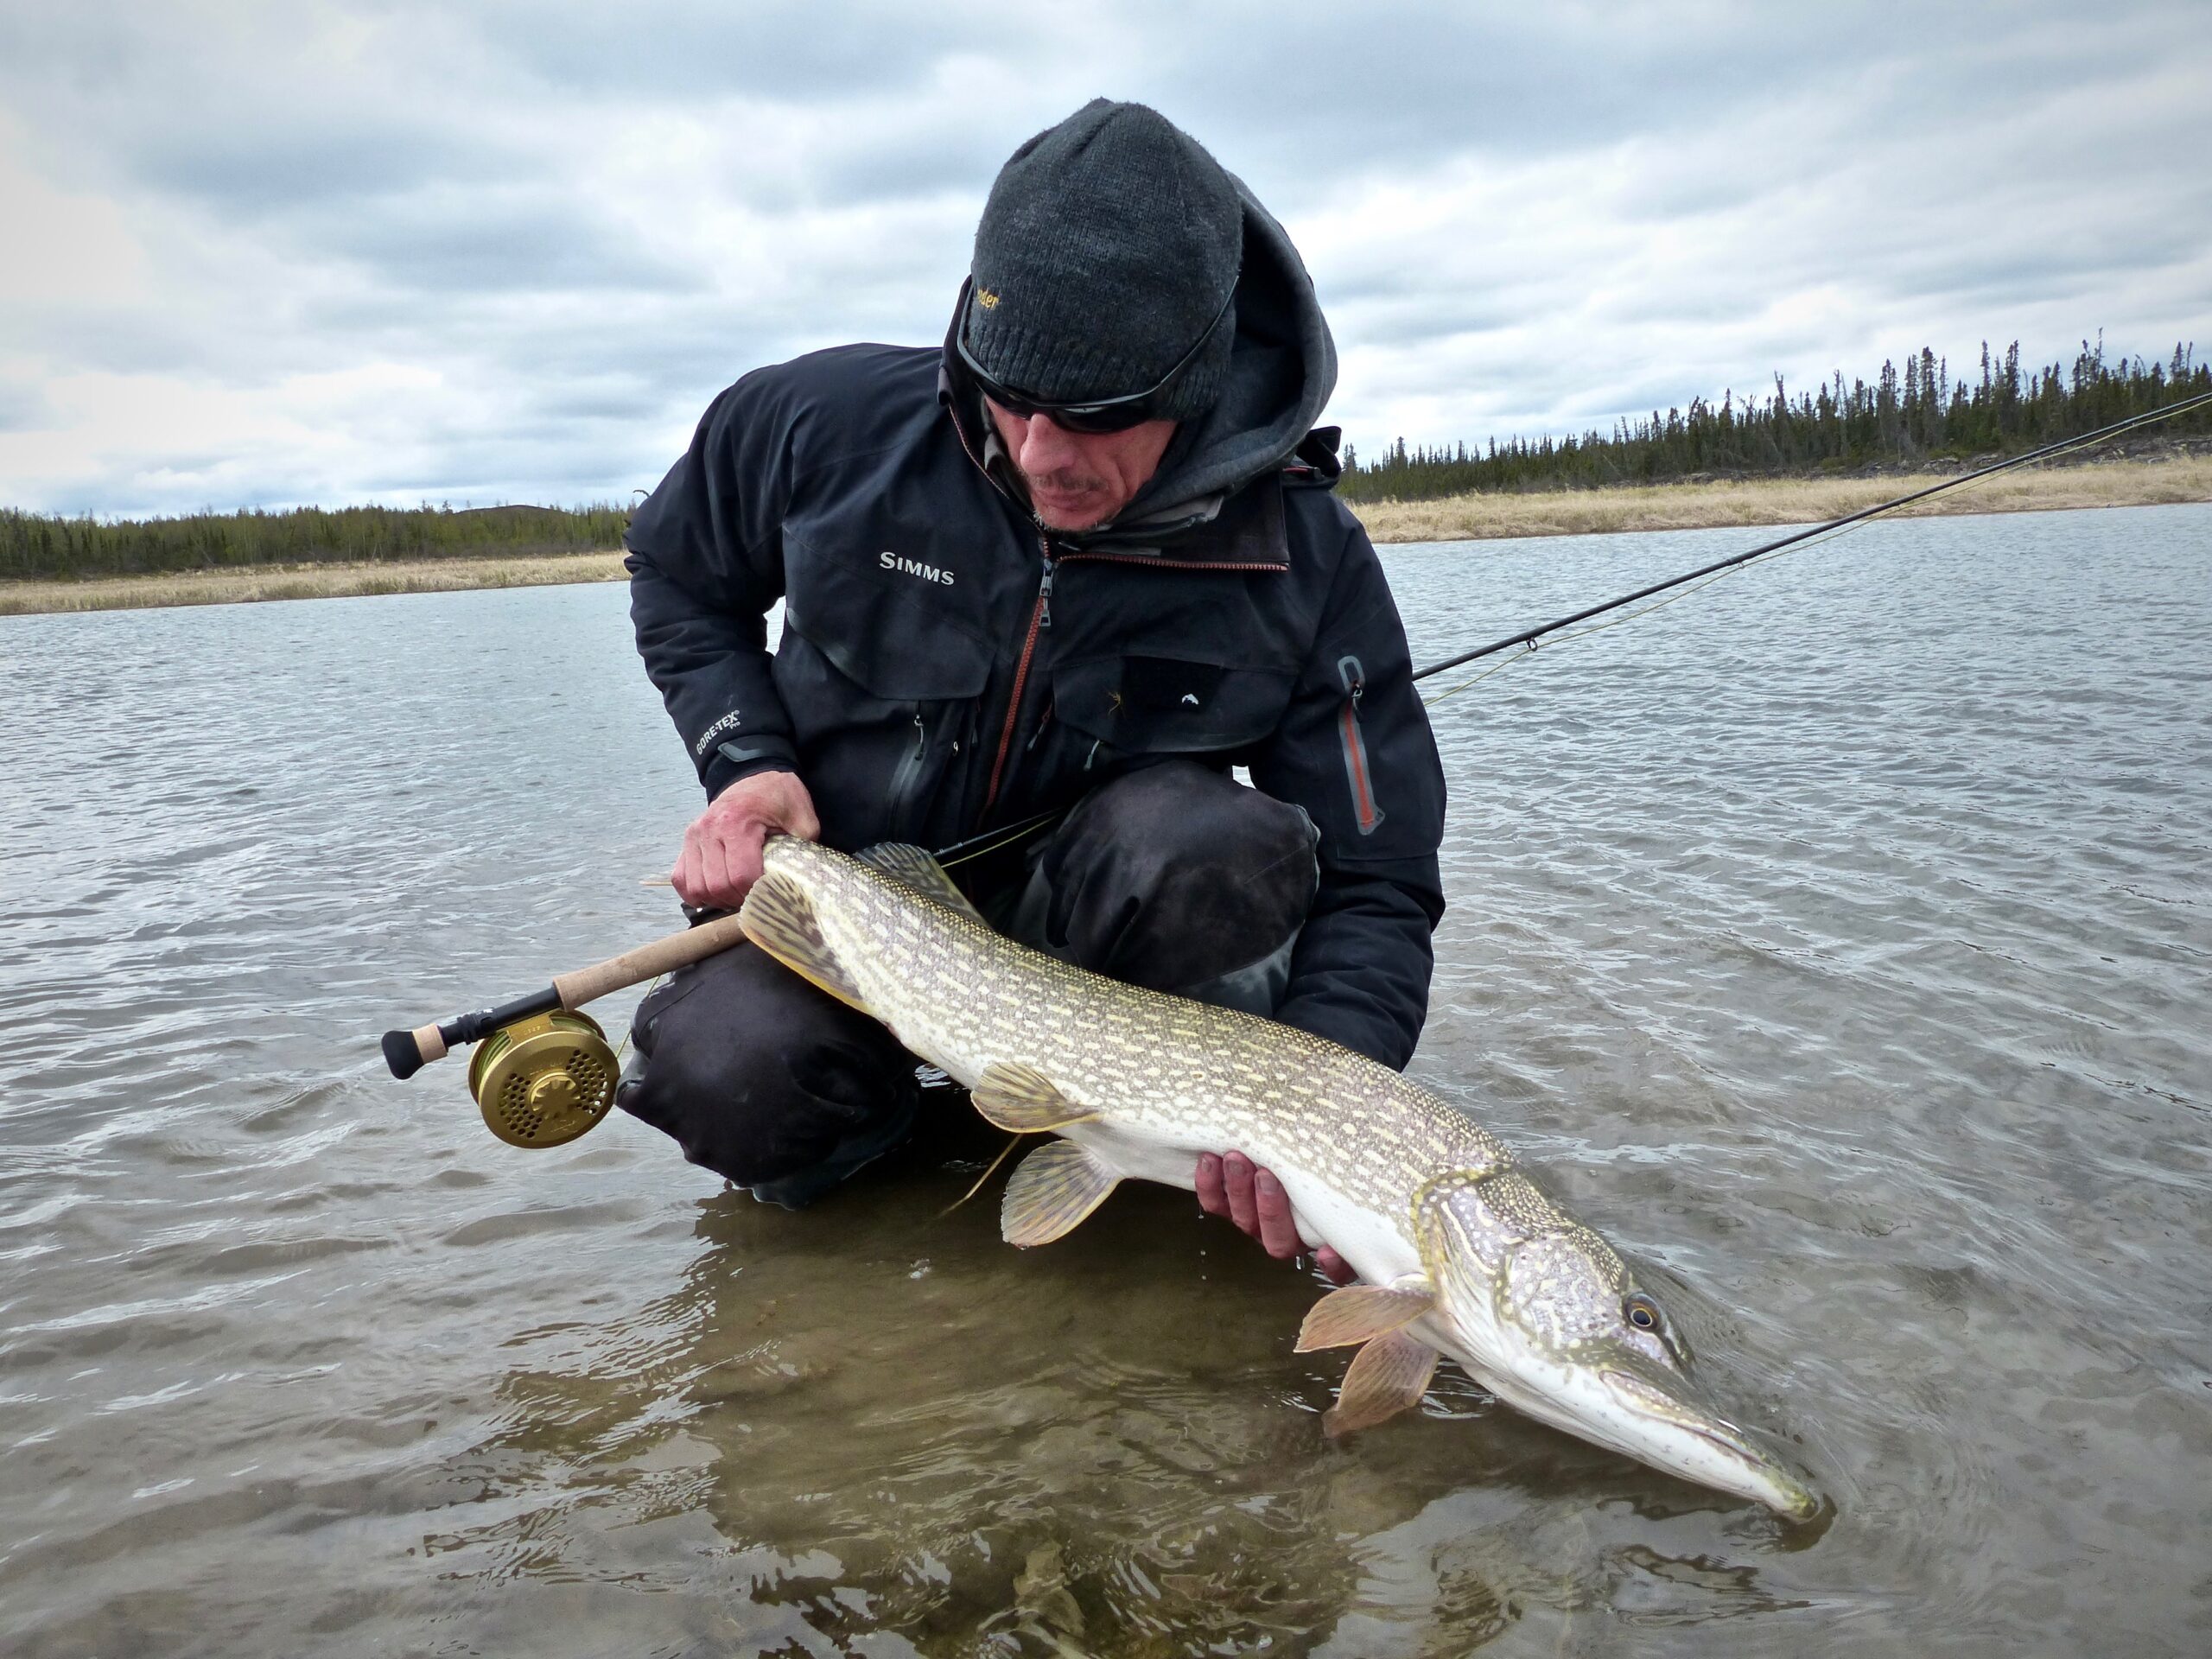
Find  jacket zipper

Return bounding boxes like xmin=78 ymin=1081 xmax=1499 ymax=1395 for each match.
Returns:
xmin=981 ymin=535 xmax=1055 ymax=818
xmin=1336 ymin=654 xmax=1385 ymax=835
xmin=1055 ymin=550 xmax=1287 ymax=575
xmin=886 ymin=709 xmax=930 ymax=830
xmin=944 ymin=400 xmax=1292 ymax=822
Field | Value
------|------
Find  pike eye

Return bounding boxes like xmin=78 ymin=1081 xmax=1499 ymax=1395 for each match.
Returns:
xmin=1623 ymin=1291 xmax=1691 ymax=1366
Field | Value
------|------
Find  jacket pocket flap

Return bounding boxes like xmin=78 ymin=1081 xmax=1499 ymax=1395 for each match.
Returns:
xmin=1053 ymin=656 xmax=1293 ymax=752
xmin=781 ymin=550 xmax=994 ymax=702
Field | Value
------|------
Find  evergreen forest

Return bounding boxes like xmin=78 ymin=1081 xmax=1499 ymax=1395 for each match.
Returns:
xmin=1338 ymin=338 xmax=2209 ymax=503
xmin=5 ymin=337 xmax=2207 ymax=581
xmin=1 ymin=501 xmax=631 ymax=582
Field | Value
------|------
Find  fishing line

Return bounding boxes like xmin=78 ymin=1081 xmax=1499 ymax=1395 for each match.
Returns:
xmin=1421 ymin=515 xmax=1872 ymax=707
xmin=664 ymin=393 xmax=2212 ymax=887
xmin=1408 ymin=387 xmax=2212 ymax=699
xmin=938 ymin=1133 xmax=1026 ymax=1217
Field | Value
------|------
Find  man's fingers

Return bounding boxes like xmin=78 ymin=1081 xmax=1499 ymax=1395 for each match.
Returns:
xmin=1195 ymin=1150 xmax=1351 ymax=1279
xmin=782 ymin=789 xmax=822 ymax=842
xmin=1253 ymin=1169 xmax=1300 ymax=1261
xmin=1195 ymin=1152 xmax=1227 ymax=1217
xmin=700 ymin=834 xmax=734 ymax=908
xmin=724 ymin=826 xmax=766 ymax=904
xmin=671 ymin=835 xmax=703 ymax=906
xmin=1222 ymin=1151 xmax=1259 ymax=1235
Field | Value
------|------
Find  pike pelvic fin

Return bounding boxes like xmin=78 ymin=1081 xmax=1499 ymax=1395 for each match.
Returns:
xmin=972 ymin=1061 xmax=1098 ymax=1133
xmin=1001 ymin=1139 xmax=1120 ymax=1246
xmin=1323 ymin=1328 xmax=1439 ymax=1437
xmin=739 ymin=869 xmax=872 ymax=1014
xmin=1295 ymin=1283 xmax=1437 ymax=1352
xmin=855 ymin=842 xmax=988 ymax=925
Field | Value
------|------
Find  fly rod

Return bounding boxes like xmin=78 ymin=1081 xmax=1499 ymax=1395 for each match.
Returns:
xmin=1408 ymin=388 xmax=2212 ymax=686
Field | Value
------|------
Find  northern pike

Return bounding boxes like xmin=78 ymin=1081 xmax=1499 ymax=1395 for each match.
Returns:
xmin=739 ymin=835 xmax=1821 ymax=1519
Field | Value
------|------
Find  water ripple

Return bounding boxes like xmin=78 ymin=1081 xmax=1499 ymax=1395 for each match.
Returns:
xmin=2 ymin=511 xmax=2209 ymax=1653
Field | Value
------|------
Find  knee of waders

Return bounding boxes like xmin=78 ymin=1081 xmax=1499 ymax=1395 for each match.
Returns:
xmin=616 ymin=941 xmax=918 ymax=1197
xmin=1024 ymin=760 xmax=1319 ymax=995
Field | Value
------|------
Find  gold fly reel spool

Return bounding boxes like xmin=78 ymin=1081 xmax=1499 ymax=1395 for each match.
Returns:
xmin=467 ymin=1010 xmax=618 ymax=1148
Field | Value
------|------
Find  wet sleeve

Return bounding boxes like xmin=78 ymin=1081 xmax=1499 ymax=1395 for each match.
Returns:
xmin=1251 ymin=519 xmax=1447 ymax=1069
xmin=626 ymin=373 xmax=801 ymax=798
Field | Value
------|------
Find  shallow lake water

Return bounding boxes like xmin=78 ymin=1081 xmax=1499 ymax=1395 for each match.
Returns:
xmin=2 ymin=502 xmax=2208 ymax=1655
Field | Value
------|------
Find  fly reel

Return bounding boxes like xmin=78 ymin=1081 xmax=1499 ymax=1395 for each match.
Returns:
xmin=466 ymin=1010 xmax=618 ymax=1148
xmin=382 ymin=906 xmax=754 ymax=1146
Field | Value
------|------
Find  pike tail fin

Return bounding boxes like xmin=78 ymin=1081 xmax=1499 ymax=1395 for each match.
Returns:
xmin=740 ymin=868 xmax=873 ymax=1014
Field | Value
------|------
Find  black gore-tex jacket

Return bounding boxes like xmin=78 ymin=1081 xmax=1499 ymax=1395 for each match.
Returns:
xmin=627 ymin=188 xmax=1447 ymax=1068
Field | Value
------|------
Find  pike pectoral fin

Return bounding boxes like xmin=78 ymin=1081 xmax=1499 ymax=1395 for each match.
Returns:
xmin=1323 ymin=1329 xmax=1439 ymax=1437
xmin=739 ymin=870 xmax=871 ymax=1014
xmin=855 ymin=842 xmax=988 ymax=925
xmin=1295 ymin=1284 xmax=1438 ymax=1352
xmin=972 ymin=1061 xmax=1097 ymax=1133
xmin=1001 ymin=1139 xmax=1120 ymax=1246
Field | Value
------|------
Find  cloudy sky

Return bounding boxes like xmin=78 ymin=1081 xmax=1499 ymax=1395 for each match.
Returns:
xmin=2 ymin=1 xmax=2207 ymax=518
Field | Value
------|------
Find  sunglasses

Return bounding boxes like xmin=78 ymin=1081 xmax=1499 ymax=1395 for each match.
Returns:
xmin=955 ymin=276 xmax=1234 ymax=434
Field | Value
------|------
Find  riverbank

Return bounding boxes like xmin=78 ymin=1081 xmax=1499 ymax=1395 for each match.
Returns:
xmin=6 ymin=454 xmax=2208 ymax=615
xmin=1352 ymin=452 xmax=2212 ymax=543
xmin=0 ymin=550 xmax=629 ymax=616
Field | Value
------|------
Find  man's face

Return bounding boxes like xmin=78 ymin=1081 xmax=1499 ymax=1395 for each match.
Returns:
xmin=985 ymin=399 xmax=1178 ymax=532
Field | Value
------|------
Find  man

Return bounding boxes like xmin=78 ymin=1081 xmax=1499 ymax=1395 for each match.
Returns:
xmin=619 ymin=100 xmax=1446 ymax=1279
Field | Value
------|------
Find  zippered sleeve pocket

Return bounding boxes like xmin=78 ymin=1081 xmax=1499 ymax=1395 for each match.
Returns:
xmin=1335 ymin=654 xmax=1385 ymax=836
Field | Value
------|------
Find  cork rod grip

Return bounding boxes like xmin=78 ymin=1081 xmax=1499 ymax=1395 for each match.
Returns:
xmin=552 ymin=910 xmax=753 ymax=1008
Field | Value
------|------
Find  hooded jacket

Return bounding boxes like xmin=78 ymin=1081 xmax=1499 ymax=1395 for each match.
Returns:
xmin=626 ymin=185 xmax=1448 ymax=1067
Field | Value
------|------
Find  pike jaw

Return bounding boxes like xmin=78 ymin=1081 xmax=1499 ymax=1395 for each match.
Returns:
xmin=1419 ymin=1173 xmax=1821 ymax=1520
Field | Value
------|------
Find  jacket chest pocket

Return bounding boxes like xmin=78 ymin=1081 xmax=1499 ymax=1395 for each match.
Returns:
xmin=773 ymin=550 xmax=996 ymax=842
xmin=1052 ymin=654 xmax=1294 ymax=761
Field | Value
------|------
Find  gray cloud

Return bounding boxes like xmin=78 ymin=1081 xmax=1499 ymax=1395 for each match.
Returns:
xmin=1 ymin=0 xmax=2207 ymax=516
xmin=0 ymin=379 xmax=53 ymax=432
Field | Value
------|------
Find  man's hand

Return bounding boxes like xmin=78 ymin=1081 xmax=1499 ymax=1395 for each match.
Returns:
xmin=671 ymin=769 xmax=821 ymax=911
xmin=1197 ymin=1150 xmax=1355 ymax=1283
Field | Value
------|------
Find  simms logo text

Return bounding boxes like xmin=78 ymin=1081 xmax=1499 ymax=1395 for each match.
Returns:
xmin=881 ymin=551 xmax=955 ymax=587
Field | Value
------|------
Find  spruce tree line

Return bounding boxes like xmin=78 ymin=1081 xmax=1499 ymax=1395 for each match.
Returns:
xmin=1 ymin=501 xmax=632 ymax=583
xmin=8 ymin=336 xmax=2206 ymax=579
xmin=1340 ymin=338 xmax=2209 ymax=503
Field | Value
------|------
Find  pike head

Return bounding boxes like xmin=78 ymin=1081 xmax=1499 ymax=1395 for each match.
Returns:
xmin=1414 ymin=1169 xmax=1821 ymax=1520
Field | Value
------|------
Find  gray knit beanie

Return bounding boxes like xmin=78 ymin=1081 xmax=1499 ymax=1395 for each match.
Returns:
xmin=964 ymin=99 xmax=1243 ymax=421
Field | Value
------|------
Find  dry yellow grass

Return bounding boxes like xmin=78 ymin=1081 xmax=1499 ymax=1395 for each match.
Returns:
xmin=5 ymin=454 xmax=2208 ymax=614
xmin=1351 ymin=454 xmax=2212 ymax=543
xmin=0 ymin=550 xmax=628 ymax=616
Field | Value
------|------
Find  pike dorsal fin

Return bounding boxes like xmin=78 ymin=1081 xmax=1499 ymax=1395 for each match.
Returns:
xmin=1295 ymin=1283 xmax=1437 ymax=1352
xmin=855 ymin=842 xmax=988 ymax=925
xmin=740 ymin=868 xmax=872 ymax=1014
xmin=973 ymin=1061 xmax=1097 ymax=1133
xmin=1001 ymin=1139 xmax=1120 ymax=1246
xmin=1323 ymin=1328 xmax=1439 ymax=1437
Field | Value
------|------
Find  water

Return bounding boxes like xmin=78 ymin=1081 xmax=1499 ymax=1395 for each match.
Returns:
xmin=3 ymin=503 xmax=2207 ymax=1656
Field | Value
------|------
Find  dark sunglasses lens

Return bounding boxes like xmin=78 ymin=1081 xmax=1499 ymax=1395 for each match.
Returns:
xmin=978 ymin=378 xmax=1154 ymax=434
xmin=1041 ymin=402 xmax=1154 ymax=435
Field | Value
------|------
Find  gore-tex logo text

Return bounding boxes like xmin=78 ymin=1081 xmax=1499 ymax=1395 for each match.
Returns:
xmin=694 ymin=709 xmax=744 ymax=756
xmin=880 ymin=550 xmax=955 ymax=587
